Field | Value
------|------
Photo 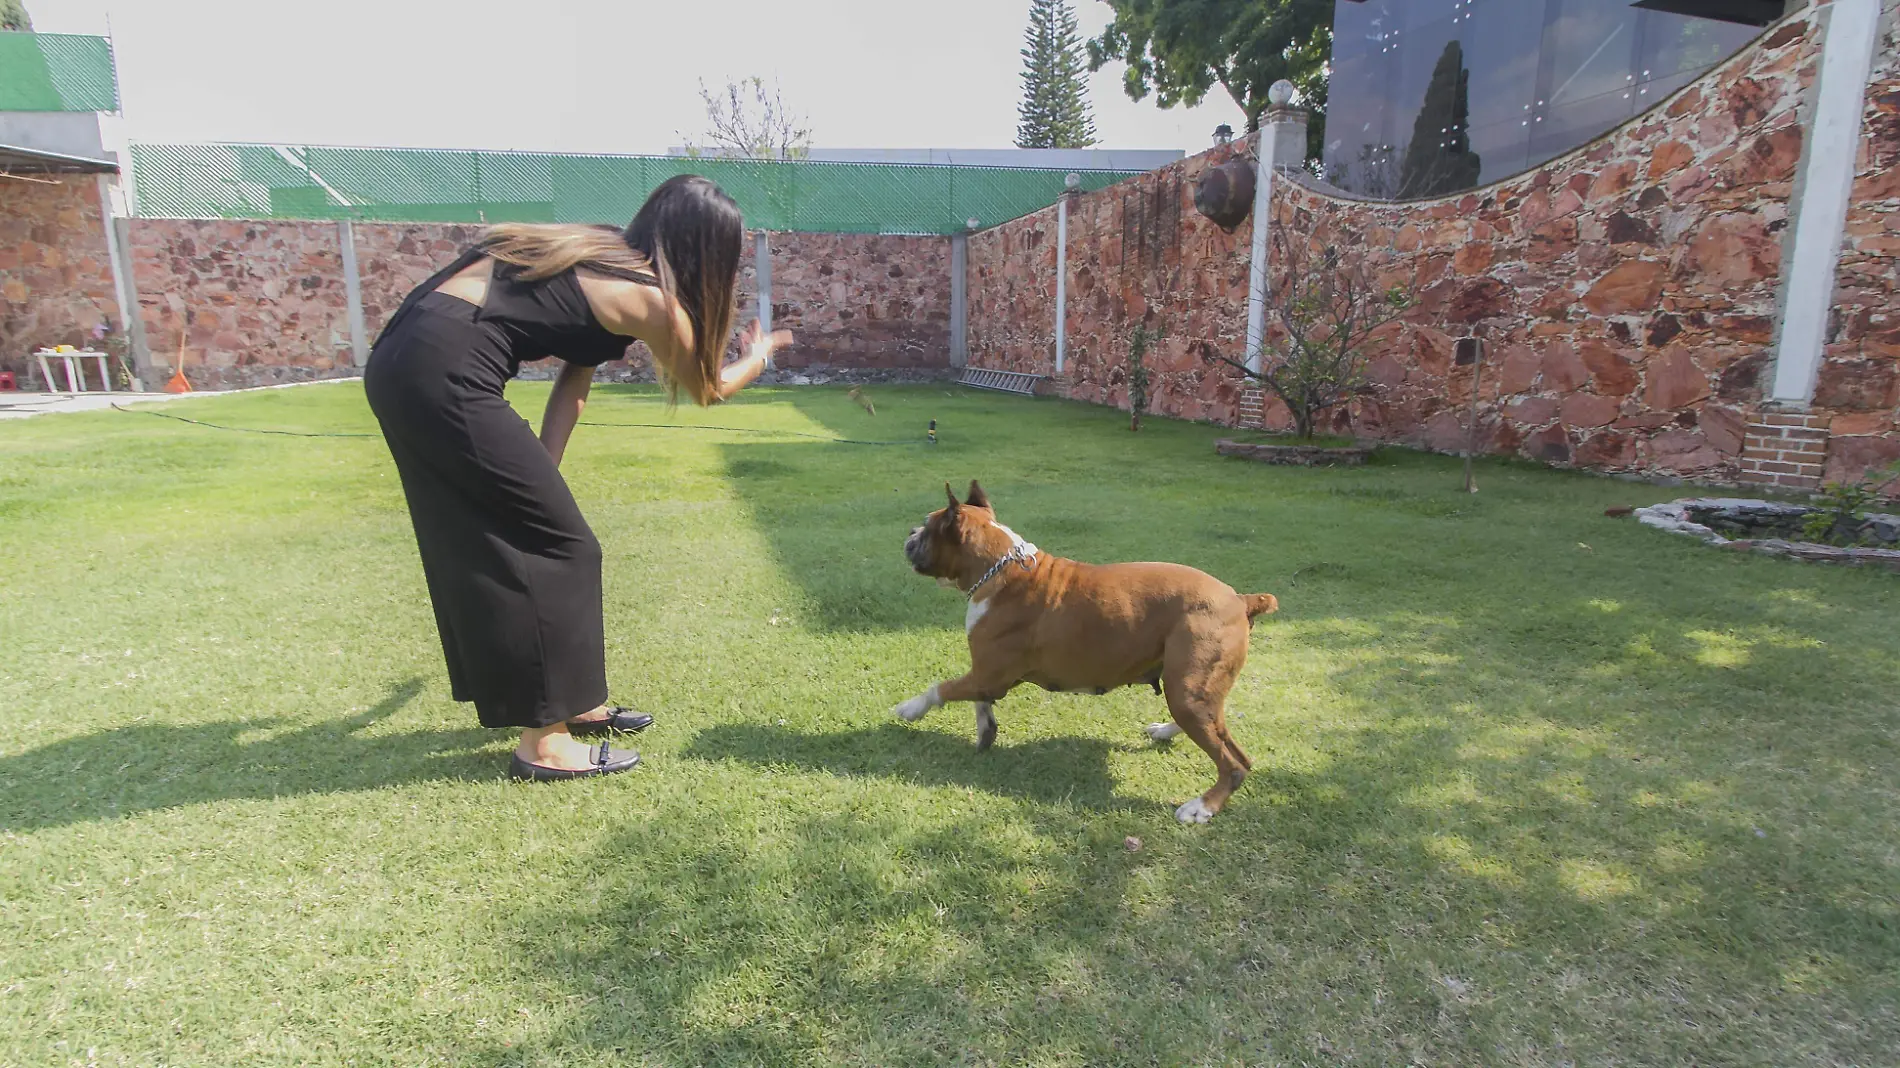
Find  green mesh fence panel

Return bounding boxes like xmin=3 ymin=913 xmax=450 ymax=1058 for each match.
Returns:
xmin=0 ymin=32 xmax=118 ymax=112
xmin=129 ymin=143 xmax=1140 ymax=234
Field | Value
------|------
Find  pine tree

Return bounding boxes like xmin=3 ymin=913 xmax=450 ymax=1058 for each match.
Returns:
xmin=1016 ymin=0 xmax=1098 ymax=149
xmin=1397 ymin=41 xmax=1483 ymax=199
xmin=1 ymin=0 xmax=34 ymax=32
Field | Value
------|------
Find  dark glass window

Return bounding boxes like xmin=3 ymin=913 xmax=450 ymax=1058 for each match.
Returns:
xmin=1322 ymin=0 xmax=1779 ymax=198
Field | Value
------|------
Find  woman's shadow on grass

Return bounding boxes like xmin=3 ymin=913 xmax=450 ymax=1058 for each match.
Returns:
xmin=0 ymin=677 xmax=500 ymax=834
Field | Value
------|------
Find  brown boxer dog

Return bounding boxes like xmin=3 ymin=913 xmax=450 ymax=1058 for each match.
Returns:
xmin=896 ymin=481 xmax=1278 ymax=823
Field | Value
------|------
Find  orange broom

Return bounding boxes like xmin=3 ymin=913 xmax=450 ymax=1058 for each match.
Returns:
xmin=164 ymin=312 xmax=193 ymax=393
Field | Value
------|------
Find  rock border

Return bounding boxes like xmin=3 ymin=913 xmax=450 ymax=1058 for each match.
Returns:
xmin=1633 ymin=497 xmax=1900 ymax=572
xmin=1216 ymin=440 xmax=1376 ymax=467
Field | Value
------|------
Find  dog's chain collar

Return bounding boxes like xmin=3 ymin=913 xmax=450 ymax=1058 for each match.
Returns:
xmin=967 ymin=541 xmax=1038 ymax=600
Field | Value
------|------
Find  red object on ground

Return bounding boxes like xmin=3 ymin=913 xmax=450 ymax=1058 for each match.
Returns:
xmin=164 ymin=368 xmax=192 ymax=393
xmin=0 ymin=371 xmax=15 ymax=391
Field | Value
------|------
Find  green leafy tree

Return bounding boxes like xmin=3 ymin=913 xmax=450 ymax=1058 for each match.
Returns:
xmin=1 ymin=0 xmax=33 ymax=31
xmin=1017 ymin=0 xmax=1098 ymax=149
xmin=1396 ymin=40 xmax=1482 ymax=199
xmin=1088 ymin=0 xmax=1332 ymax=157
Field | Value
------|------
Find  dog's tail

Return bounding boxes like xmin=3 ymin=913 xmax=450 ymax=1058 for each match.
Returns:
xmin=1242 ymin=593 xmax=1279 ymax=622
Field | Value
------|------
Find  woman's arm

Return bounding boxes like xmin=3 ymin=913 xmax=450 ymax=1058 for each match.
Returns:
xmin=540 ymin=360 xmax=594 ymax=466
xmin=578 ymin=274 xmax=789 ymax=405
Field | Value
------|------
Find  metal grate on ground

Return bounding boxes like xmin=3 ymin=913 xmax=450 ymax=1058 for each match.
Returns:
xmin=128 ymin=143 xmax=1142 ymax=235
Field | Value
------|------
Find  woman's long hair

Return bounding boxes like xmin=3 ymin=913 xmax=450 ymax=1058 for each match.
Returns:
xmin=479 ymin=175 xmax=744 ymax=404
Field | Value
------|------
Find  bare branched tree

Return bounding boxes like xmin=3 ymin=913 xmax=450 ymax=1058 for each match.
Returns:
xmin=681 ymin=77 xmax=814 ymax=161
xmin=1204 ymin=229 xmax=1415 ymax=440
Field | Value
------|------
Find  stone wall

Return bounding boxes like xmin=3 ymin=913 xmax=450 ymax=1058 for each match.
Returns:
xmin=1824 ymin=0 xmax=1900 ymax=489
xmin=0 ymin=175 xmax=122 ymax=385
xmin=126 ymin=218 xmax=354 ymax=390
xmin=766 ymin=232 xmax=951 ymax=370
xmin=968 ymin=142 xmax=1255 ymax=423
xmin=966 ymin=0 xmax=1900 ymax=491
xmin=110 ymin=221 xmax=947 ymax=390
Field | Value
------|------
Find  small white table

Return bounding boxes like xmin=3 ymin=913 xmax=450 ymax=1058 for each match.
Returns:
xmin=34 ymin=349 xmax=113 ymax=393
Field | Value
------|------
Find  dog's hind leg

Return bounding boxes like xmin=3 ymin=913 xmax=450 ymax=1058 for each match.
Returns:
xmin=1161 ymin=625 xmax=1250 ymax=824
xmin=975 ymin=702 xmax=998 ymax=751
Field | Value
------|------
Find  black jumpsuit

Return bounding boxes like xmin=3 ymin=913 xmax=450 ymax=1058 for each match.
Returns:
xmin=363 ymin=249 xmax=648 ymax=729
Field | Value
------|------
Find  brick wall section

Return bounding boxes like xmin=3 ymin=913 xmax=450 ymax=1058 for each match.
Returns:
xmin=126 ymin=218 xmax=354 ymax=390
xmin=0 ymin=175 xmax=122 ymax=383
xmin=1741 ymin=410 xmax=1833 ymax=488
xmin=968 ymin=142 xmax=1254 ymax=423
xmin=1817 ymin=0 xmax=1900 ymax=491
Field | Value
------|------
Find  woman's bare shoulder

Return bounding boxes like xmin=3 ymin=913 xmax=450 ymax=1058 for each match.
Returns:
xmin=575 ymin=270 xmax=691 ymax=347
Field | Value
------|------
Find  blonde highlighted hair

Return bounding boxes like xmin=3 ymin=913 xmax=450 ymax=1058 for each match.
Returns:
xmin=479 ymin=175 xmax=745 ymax=405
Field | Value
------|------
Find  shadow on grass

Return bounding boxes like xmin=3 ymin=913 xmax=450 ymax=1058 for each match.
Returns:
xmin=460 ymin=387 xmax=1900 ymax=1063
xmin=0 ymin=677 xmax=500 ymax=833
xmin=682 ymin=720 xmax=1145 ymax=813
xmin=493 ymin=665 xmax=1899 ymax=1066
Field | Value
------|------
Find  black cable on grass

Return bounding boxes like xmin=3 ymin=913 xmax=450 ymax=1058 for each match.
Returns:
xmin=576 ymin=420 xmax=926 ymax=446
xmin=111 ymin=403 xmax=930 ymax=446
xmin=112 ymin=403 xmax=379 ymax=437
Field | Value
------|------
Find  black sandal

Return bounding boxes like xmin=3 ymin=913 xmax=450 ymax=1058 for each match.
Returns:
xmin=566 ymin=705 xmax=654 ymax=738
xmin=508 ymin=739 xmax=641 ymax=782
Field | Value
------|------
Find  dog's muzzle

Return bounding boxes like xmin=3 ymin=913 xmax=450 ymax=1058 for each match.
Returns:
xmin=904 ymin=527 xmax=929 ymax=572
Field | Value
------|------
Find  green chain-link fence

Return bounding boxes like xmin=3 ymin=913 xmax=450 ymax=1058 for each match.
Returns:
xmin=0 ymin=32 xmax=118 ymax=112
xmin=129 ymin=143 xmax=1140 ymax=234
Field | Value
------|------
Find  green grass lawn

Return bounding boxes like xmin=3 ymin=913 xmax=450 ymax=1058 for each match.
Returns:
xmin=2 ymin=382 xmax=1895 ymax=1067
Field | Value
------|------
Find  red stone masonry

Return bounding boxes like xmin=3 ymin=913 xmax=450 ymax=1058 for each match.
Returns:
xmin=966 ymin=0 xmax=1898 ymax=489
xmin=766 ymin=231 xmax=950 ymax=370
xmin=969 ymin=143 xmax=1255 ymax=424
xmin=1819 ymin=0 xmax=1900 ymax=491
xmin=127 ymin=218 xmax=353 ymax=391
xmin=0 ymin=175 xmax=122 ymax=383
xmin=113 ymin=220 xmax=944 ymax=389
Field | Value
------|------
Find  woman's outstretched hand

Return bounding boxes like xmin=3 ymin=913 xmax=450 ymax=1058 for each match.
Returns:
xmin=742 ymin=320 xmax=794 ymax=368
xmin=718 ymin=321 xmax=793 ymax=400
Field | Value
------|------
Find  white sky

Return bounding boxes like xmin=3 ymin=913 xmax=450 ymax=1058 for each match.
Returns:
xmin=26 ymin=0 xmax=1247 ymax=154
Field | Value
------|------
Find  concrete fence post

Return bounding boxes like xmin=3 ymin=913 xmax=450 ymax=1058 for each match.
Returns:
xmin=97 ymin=175 xmax=150 ymax=389
xmin=1770 ymin=0 xmax=1882 ymax=404
xmin=950 ymin=233 xmax=968 ymax=368
xmin=1054 ymin=187 xmax=1071 ymax=375
xmin=1243 ymin=127 xmax=1277 ymax=375
xmin=755 ymin=231 xmax=773 ymax=335
xmin=338 ymin=221 xmax=369 ymax=368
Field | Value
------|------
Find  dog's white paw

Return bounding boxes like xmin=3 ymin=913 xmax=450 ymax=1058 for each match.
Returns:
xmin=893 ymin=686 xmax=939 ymax=723
xmin=1145 ymin=721 xmax=1183 ymax=742
xmin=1174 ymin=796 xmax=1215 ymax=824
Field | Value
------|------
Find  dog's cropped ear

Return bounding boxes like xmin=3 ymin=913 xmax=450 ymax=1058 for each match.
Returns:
xmin=965 ymin=480 xmax=991 ymax=510
xmin=944 ymin=482 xmax=960 ymax=512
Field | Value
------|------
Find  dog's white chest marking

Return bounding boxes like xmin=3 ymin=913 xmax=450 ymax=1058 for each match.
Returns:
xmin=965 ymin=597 xmax=990 ymax=634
